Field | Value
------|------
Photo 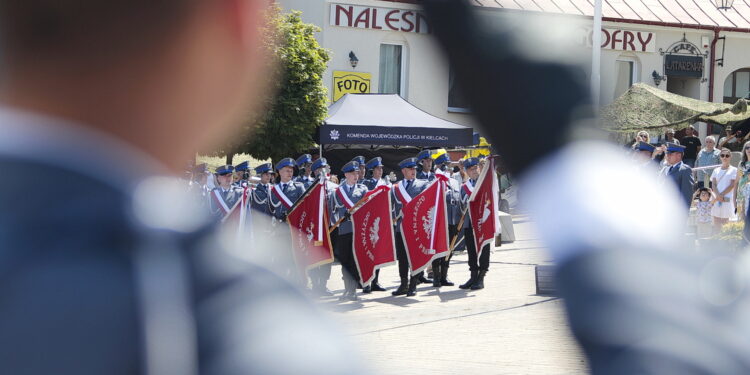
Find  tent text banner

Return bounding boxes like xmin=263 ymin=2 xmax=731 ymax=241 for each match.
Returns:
xmin=321 ymin=124 xmax=471 ymax=146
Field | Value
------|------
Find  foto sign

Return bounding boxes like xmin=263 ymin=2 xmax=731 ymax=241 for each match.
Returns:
xmin=333 ymin=71 xmax=371 ymax=102
xmin=330 ymin=3 xmax=430 ymax=34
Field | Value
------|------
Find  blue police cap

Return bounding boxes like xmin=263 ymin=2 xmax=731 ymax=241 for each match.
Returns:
xmin=463 ymin=158 xmax=479 ymax=169
xmin=296 ymin=154 xmax=312 ymax=167
xmin=254 ymin=163 xmax=273 ymax=175
xmin=351 ymin=155 xmax=365 ymax=165
xmin=398 ymin=157 xmax=418 ymax=169
xmin=235 ymin=161 xmax=249 ymax=172
xmin=311 ymin=157 xmax=328 ymax=171
xmin=192 ymin=163 xmax=208 ymax=174
xmin=275 ymin=157 xmax=296 ymax=171
xmin=215 ymin=165 xmax=234 ymax=175
xmin=636 ymin=141 xmax=656 ymax=152
xmin=366 ymin=157 xmax=383 ymax=170
xmin=342 ymin=161 xmax=360 ymax=173
xmin=434 ymin=153 xmax=451 ymax=165
xmin=416 ymin=150 xmax=432 ymax=161
xmin=665 ymin=142 xmax=686 ymax=153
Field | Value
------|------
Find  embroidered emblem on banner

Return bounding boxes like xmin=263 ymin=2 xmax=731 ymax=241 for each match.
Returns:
xmin=369 ymin=217 xmax=381 ymax=248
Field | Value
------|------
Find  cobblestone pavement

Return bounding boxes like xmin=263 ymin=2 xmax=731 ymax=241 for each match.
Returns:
xmin=317 ymin=214 xmax=589 ymax=375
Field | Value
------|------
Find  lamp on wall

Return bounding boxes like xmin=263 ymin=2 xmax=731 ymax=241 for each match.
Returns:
xmin=348 ymin=51 xmax=359 ymax=69
xmin=652 ymin=70 xmax=666 ymax=86
xmin=713 ymin=0 xmax=734 ymax=10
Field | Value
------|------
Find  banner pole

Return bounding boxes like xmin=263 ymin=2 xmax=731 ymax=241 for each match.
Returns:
xmin=447 ymin=207 xmax=469 ymax=262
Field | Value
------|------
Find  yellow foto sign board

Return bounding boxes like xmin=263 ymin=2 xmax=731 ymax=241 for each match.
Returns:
xmin=333 ymin=71 xmax=371 ymax=102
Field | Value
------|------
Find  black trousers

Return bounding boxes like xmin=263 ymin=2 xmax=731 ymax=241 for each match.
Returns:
xmin=395 ymin=232 xmax=409 ymax=280
xmin=464 ymin=228 xmax=490 ymax=272
xmin=335 ymin=233 xmax=359 ymax=284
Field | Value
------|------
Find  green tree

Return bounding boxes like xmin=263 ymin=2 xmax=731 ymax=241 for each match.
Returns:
xmin=218 ymin=6 xmax=330 ymax=164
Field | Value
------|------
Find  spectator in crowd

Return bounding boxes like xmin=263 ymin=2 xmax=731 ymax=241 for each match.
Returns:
xmin=694 ymin=136 xmax=721 ymax=189
xmin=662 ymin=143 xmax=694 ymax=208
xmin=711 ymin=148 xmax=738 ymax=231
xmin=679 ymin=125 xmax=701 ymax=167
xmin=630 ymin=130 xmax=650 ymax=149
xmin=734 ymin=141 xmax=750 ymax=220
xmin=656 ymin=128 xmax=680 ymax=146
xmin=718 ymin=125 xmax=749 ymax=152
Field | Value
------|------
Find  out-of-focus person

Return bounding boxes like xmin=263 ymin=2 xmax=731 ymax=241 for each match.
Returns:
xmin=680 ymin=125 xmax=702 ymax=167
xmin=656 ymin=128 xmax=680 ymax=146
xmin=695 ymin=136 xmax=721 ymax=189
xmin=0 ymin=1 xmax=363 ymax=374
xmin=710 ymin=148 xmax=738 ymax=231
xmin=630 ymin=130 xmax=650 ymax=149
xmin=734 ymin=141 xmax=750 ymax=221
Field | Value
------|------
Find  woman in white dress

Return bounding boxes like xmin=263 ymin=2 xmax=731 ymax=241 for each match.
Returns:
xmin=711 ymin=147 xmax=738 ymax=232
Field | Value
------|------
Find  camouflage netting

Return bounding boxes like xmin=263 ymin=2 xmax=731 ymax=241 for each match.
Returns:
xmin=600 ymin=83 xmax=750 ymax=133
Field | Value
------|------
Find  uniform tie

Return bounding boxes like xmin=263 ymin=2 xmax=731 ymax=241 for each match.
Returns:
xmin=282 ymin=183 xmax=288 ymax=193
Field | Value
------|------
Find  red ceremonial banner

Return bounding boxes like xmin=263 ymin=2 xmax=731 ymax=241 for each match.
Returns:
xmin=400 ymin=176 xmax=450 ymax=275
xmin=287 ymin=181 xmax=334 ymax=274
xmin=468 ymin=157 xmax=501 ymax=265
xmin=351 ymin=188 xmax=397 ymax=287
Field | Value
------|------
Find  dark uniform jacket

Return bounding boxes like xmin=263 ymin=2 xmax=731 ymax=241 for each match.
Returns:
xmin=664 ymin=161 xmax=695 ymax=207
xmin=363 ymin=177 xmax=391 ymax=190
xmin=208 ymin=185 xmax=245 ymax=221
xmin=390 ymin=179 xmax=430 ymax=233
xmin=269 ymin=180 xmax=306 ymax=221
xmin=331 ymin=183 xmax=369 ymax=235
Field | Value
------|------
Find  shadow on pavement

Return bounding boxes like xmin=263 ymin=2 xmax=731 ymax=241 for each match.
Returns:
xmin=423 ymin=288 xmax=474 ymax=302
xmin=367 ymin=295 xmax=422 ymax=307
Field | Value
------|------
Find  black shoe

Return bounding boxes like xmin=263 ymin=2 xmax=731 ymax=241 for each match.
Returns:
xmin=406 ymin=277 xmax=419 ymax=297
xmin=459 ymin=270 xmax=477 ymax=289
xmin=471 ymin=270 xmax=486 ymax=290
xmin=418 ymin=274 xmax=433 ymax=284
xmin=441 ymin=266 xmax=454 ymax=286
xmin=363 ymin=285 xmax=372 ymax=294
xmin=392 ymin=279 xmax=409 ymax=296
xmin=370 ymin=282 xmax=386 ymax=292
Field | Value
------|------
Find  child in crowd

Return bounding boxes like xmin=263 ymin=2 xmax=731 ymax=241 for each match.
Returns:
xmin=693 ymin=187 xmax=715 ymax=239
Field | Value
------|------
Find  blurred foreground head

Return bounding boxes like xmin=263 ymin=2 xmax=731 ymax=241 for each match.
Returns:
xmin=0 ymin=0 xmax=271 ymax=170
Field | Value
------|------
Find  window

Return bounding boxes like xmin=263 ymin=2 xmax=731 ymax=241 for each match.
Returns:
xmin=724 ymin=69 xmax=750 ymax=103
xmin=613 ymin=58 xmax=638 ymax=99
xmin=379 ymin=44 xmax=404 ymax=96
xmin=448 ymin=66 xmax=471 ymax=112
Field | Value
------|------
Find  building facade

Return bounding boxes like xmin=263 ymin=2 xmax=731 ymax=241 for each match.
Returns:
xmin=278 ymin=0 xmax=750 ymax=138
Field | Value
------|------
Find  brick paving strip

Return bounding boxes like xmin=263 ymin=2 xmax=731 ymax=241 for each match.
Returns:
xmin=318 ymin=214 xmax=589 ymax=375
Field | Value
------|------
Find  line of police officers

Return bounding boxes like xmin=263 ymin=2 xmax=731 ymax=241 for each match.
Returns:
xmin=187 ymin=150 xmax=492 ymax=301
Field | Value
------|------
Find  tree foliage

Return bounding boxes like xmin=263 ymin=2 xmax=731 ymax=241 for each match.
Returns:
xmin=216 ymin=6 xmax=330 ymax=164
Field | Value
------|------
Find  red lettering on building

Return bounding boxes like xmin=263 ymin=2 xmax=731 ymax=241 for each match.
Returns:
xmin=335 ymin=5 xmax=353 ymax=27
xmin=623 ymin=31 xmax=636 ymax=51
xmin=385 ymin=9 xmax=400 ymax=30
xmin=637 ymin=32 xmax=653 ymax=52
xmin=610 ymin=30 xmax=622 ymax=49
xmin=401 ymin=11 xmax=415 ymax=32
xmin=353 ymin=8 xmax=371 ymax=28
xmin=371 ymin=9 xmax=383 ymax=29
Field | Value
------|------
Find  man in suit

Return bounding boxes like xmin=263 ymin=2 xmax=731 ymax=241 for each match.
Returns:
xmin=0 ymin=0 xmax=363 ymax=374
xmin=662 ymin=142 xmax=695 ymax=208
xmin=330 ymin=161 xmax=370 ymax=301
xmin=391 ymin=157 xmax=431 ymax=296
xmin=208 ymin=164 xmax=246 ymax=222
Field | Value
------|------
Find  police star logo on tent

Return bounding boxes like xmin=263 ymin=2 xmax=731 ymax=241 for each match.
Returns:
xmin=330 ymin=129 xmax=340 ymax=141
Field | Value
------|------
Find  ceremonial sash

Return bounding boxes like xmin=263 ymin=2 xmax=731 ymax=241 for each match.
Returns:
xmin=271 ymin=184 xmax=294 ymax=209
xmin=393 ymin=180 xmax=413 ymax=205
xmin=211 ymin=189 xmax=244 ymax=220
xmin=336 ymin=185 xmax=355 ymax=209
xmin=462 ymin=180 xmax=474 ymax=196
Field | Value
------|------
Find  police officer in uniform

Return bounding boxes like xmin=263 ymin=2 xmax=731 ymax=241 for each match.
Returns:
xmin=208 ymin=165 xmax=246 ymax=222
xmin=308 ymin=157 xmax=337 ymax=296
xmin=363 ymin=157 xmax=392 ymax=190
xmin=391 ymin=157 xmax=430 ymax=296
xmin=250 ymin=163 xmax=274 ymax=216
xmin=233 ymin=161 xmax=250 ymax=187
xmin=458 ymin=157 xmax=490 ymax=290
xmin=351 ymin=155 xmax=366 ymax=184
xmin=269 ymin=158 xmax=307 ymax=277
xmin=417 ymin=149 xmax=436 ymax=181
xmin=431 ymin=152 xmax=458 ymax=287
xmin=294 ymin=154 xmax=315 ymax=188
xmin=331 ymin=161 xmax=369 ymax=301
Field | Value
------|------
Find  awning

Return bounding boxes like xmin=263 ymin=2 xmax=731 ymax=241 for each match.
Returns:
xmin=319 ymin=93 xmax=474 ymax=146
xmin=601 ymin=83 xmax=750 ymax=133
